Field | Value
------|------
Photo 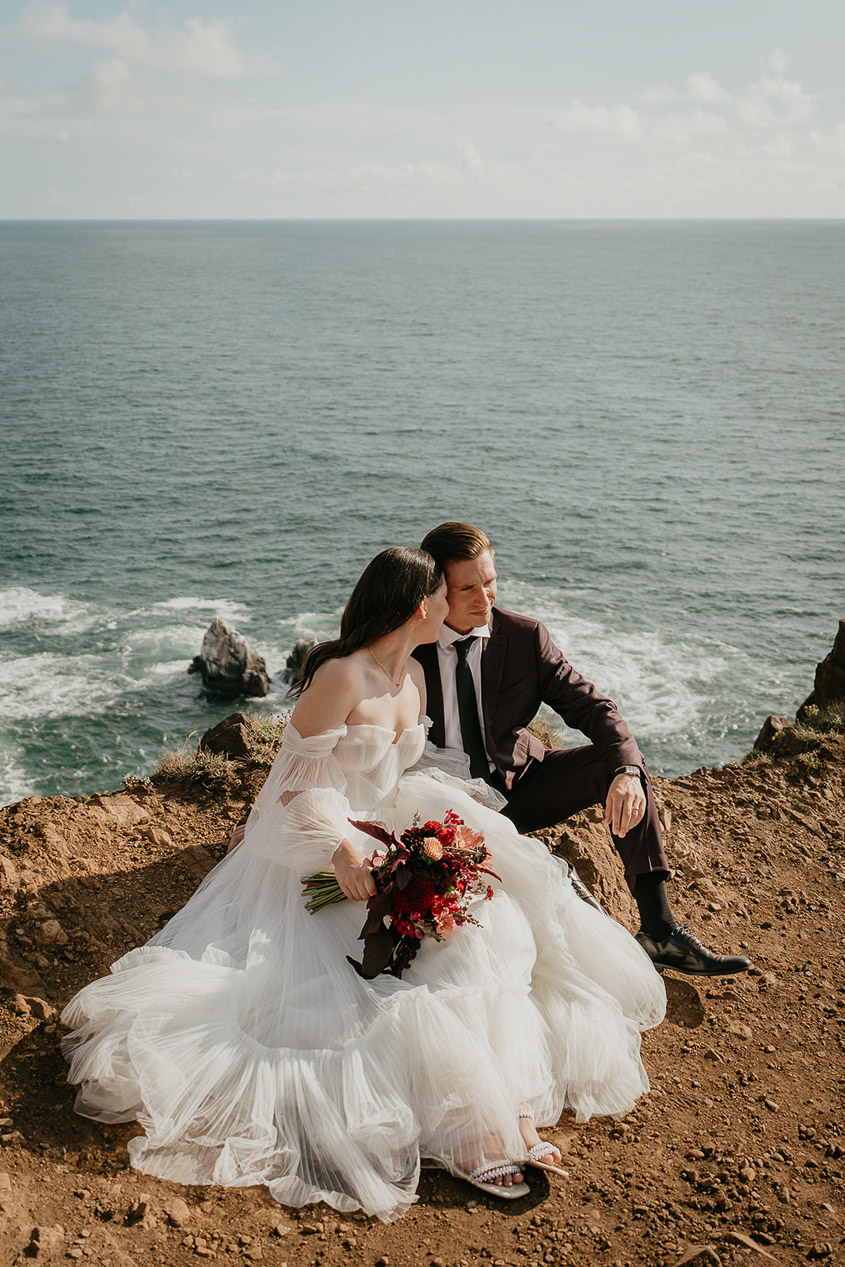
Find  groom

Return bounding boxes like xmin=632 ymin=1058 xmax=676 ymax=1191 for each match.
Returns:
xmin=416 ymin=521 xmax=751 ymax=977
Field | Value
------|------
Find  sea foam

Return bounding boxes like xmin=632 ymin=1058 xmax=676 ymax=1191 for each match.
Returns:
xmin=0 ymin=587 xmax=95 ymax=634
xmin=499 ymin=579 xmax=741 ymax=768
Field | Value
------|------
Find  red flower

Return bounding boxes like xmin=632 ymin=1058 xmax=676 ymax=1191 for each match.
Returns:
xmin=392 ymin=873 xmax=437 ymax=914
xmin=341 ymin=809 xmax=501 ymax=980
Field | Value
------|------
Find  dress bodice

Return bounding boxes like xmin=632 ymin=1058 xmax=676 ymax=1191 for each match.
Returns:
xmin=326 ymin=722 xmax=427 ymax=807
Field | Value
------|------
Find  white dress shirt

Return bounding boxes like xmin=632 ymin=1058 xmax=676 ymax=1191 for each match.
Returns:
xmin=435 ymin=622 xmax=494 ymax=770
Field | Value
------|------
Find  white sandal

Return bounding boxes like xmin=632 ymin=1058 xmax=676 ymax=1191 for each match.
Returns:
xmin=519 ymin=1108 xmax=570 ymax=1178
xmin=452 ymin=1158 xmax=530 ymax=1200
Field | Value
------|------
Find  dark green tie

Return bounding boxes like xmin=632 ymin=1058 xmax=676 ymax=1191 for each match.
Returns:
xmin=454 ymin=638 xmax=489 ymax=780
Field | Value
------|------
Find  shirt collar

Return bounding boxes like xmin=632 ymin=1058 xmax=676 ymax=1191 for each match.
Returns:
xmin=438 ymin=622 xmax=491 ymax=650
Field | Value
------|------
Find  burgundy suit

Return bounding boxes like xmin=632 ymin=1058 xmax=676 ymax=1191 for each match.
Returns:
xmin=414 ymin=607 xmax=670 ymax=890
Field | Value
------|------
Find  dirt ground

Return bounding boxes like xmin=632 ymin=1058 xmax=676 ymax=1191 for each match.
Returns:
xmin=0 ymin=727 xmax=842 ymax=1267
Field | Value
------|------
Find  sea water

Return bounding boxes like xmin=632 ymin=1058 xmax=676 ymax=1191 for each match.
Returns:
xmin=1 ymin=220 xmax=843 ymax=805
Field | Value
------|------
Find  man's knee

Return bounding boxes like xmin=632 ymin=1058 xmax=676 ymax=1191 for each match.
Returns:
xmin=502 ymin=747 xmax=605 ymax=834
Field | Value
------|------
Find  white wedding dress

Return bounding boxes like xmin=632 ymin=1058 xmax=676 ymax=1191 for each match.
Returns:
xmin=62 ymin=721 xmax=666 ymax=1223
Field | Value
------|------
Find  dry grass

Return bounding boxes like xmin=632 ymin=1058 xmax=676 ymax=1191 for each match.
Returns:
xmin=242 ymin=713 xmax=290 ymax=763
xmin=149 ymin=713 xmax=291 ymax=790
xmin=527 ymin=717 xmax=559 ymax=750
xmin=154 ymin=746 xmax=239 ymax=788
xmin=743 ymin=701 xmax=845 ymax=765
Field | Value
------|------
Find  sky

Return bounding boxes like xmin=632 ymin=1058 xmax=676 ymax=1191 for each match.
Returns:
xmin=1 ymin=0 xmax=843 ymax=219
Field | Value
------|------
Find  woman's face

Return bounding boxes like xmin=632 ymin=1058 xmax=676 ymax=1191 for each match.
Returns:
xmin=420 ymin=577 xmax=449 ymax=641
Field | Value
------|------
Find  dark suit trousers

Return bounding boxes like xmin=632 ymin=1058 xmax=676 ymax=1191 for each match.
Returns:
xmin=499 ymin=746 xmax=671 ymax=893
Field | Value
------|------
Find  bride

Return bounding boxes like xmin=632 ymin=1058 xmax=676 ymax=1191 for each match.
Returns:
xmin=62 ymin=546 xmax=666 ymax=1222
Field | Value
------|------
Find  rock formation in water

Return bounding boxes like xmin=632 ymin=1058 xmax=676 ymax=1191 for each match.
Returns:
xmin=188 ymin=618 xmax=271 ymax=697
xmin=282 ymin=637 xmax=316 ymax=689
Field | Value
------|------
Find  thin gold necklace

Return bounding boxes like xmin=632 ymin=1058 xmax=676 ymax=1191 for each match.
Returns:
xmin=368 ymin=646 xmax=404 ymax=688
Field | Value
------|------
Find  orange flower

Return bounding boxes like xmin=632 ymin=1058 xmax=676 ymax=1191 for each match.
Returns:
xmin=423 ymin=835 xmax=443 ymax=860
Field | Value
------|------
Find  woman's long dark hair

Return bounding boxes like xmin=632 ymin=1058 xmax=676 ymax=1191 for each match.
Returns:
xmin=291 ymin=547 xmax=442 ymax=697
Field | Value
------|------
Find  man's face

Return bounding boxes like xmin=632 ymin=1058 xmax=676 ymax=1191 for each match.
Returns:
xmin=443 ymin=549 xmax=498 ymax=634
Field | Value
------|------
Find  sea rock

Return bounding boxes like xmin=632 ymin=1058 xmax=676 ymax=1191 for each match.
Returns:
xmin=200 ymin=712 xmax=252 ymax=759
xmin=283 ymin=638 xmax=316 ymax=688
xmin=797 ymin=618 xmax=845 ymax=719
xmin=189 ymin=619 xmax=271 ymax=698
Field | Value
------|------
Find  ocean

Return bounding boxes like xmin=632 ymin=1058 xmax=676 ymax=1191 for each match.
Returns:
xmin=1 ymin=219 xmax=843 ymax=806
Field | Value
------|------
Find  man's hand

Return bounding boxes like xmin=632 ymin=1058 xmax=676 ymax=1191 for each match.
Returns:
xmin=227 ymin=823 xmax=246 ymax=855
xmin=604 ymin=772 xmax=646 ymax=838
xmin=332 ymin=839 xmax=377 ymax=901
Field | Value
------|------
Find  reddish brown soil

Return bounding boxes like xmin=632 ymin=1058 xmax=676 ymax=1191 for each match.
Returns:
xmin=0 ymin=735 xmax=842 ymax=1267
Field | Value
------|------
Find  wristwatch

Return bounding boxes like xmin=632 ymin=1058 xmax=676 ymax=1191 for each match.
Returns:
xmin=612 ymin=765 xmax=641 ymax=779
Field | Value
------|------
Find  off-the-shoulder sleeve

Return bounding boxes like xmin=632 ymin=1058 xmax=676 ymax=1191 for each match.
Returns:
xmin=238 ymin=724 xmax=372 ymax=874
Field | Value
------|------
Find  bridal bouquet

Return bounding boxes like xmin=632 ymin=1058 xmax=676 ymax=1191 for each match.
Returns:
xmin=302 ymin=810 xmax=500 ymax=979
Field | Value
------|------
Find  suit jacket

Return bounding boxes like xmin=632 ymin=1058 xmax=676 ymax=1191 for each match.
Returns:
xmin=413 ymin=606 xmax=643 ymax=792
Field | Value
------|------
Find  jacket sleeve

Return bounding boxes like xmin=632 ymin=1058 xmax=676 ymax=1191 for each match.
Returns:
xmin=238 ymin=724 xmax=375 ymax=875
xmin=534 ymin=621 xmax=644 ymax=773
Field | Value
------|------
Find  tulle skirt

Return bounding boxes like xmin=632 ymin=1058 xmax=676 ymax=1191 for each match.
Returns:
xmin=61 ymin=771 xmax=666 ymax=1222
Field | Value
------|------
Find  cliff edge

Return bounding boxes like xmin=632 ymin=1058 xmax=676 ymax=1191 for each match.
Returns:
xmin=0 ymin=704 xmax=842 ymax=1265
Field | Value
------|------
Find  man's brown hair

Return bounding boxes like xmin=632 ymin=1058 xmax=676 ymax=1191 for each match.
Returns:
xmin=420 ymin=522 xmax=495 ymax=569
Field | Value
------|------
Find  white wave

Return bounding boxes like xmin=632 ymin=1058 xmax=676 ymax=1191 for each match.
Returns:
xmin=0 ymin=651 xmax=127 ymax=721
xmin=498 ymin=580 xmax=731 ymax=748
xmin=276 ymin=608 xmax=344 ymax=645
xmin=146 ymin=658 xmax=198 ymax=680
xmin=153 ymin=597 xmax=251 ymax=621
xmin=0 ymin=586 xmax=97 ymax=634
xmin=122 ymin=625 xmax=209 ymax=662
xmin=0 ymin=745 xmax=36 ymax=808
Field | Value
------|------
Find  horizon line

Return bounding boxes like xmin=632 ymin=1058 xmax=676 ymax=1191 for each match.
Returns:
xmin=2 ymin=215 xmax=844 ymax=224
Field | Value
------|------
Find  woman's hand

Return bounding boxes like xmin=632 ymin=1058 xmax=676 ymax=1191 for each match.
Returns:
xmin=332 ymin=838 xmax=377 ymax=901
xmin=227 ymin=823 xmax=246 ymax=855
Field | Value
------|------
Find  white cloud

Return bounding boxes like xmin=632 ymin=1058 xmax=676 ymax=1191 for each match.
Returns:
xmin=642 ymin=72 xmax=730 ymax=106
xmin=461 ymin=141 xmax=484 ymax=173
xmin=651 ymin=109 xmax=728 ymax=144
xmin=10 ymin=2 xmax=257 ymax=79
xmin=0 ymin=28 xmax=841 ymax=217
xmin=554 ymin=100 xmax=643 ymax=140
xmin=640 ymin=84 xmax=678 ymax=105
xmin=767 ymin=48 xmax=789 ymax=75
xmin=685 ymin=72 xmax=730 ymax=104
xmin=737 ymin=74 xmax=815 ymax=127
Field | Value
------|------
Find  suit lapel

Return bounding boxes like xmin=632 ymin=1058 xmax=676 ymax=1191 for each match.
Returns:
xmin=480 ymin=609 xmax=507 ymax=742
xmin=413 ymin=643 xmax=445 ymax=747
